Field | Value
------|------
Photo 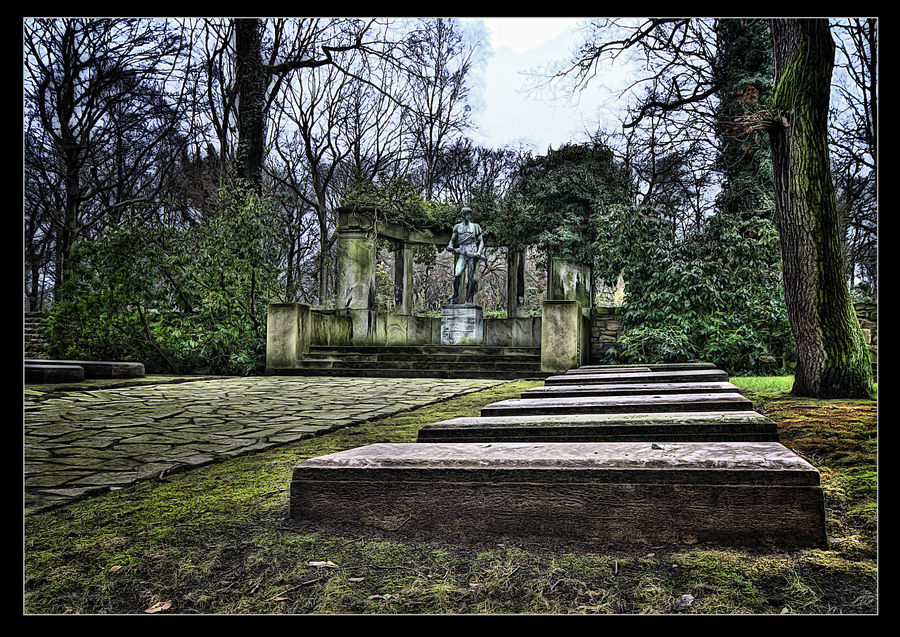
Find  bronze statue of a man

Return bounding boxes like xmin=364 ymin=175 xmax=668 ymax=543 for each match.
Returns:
xmin=446 ymin=206 xmax=485 ymax=305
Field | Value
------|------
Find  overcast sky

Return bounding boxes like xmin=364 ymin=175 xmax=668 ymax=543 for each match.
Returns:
xmin=463 ymin=17 xmax=632 ymax=153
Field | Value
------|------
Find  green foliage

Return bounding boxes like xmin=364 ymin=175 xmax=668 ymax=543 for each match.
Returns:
xmin=340 ymin=174 xmax=459 ymax=233
xmin=45 ymin=181 xmax=282 ymax=375
xmin=499 ymin=143 xmax=634 ymax=262
xmin=596 ymin=204 xmax=794 ymax=375
xmin=849 ymin=281 xmax=875 ymax=304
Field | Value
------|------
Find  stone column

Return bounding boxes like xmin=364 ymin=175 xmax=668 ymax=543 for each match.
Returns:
xmin=266 ymin=303 xmax=311 ymax=371
xmin=540 ymin=300 xmax=583 ymax=373
xmin=506 ymin=247 xmax=525 ymax=318
xmin=335 ymin=229 xmax=376 ymax=344
xmin=547 ymin=256 xmax=592 ymax=309
xmin=394 ymin=241 xmax=414 ymax=315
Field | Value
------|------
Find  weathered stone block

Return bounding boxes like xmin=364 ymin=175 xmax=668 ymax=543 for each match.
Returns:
xmin=521 ymin=381 xmax=739 ymax=398
xmin=290 ymin=441 xmax=826 ymax=547
xmin=417 ymin=411 xmax=780 ymax=443
xmin=567 ymin=362 xmax=719 ymax=373
xmin=266 ymin=303 xmax=311 ymax=370
xmin=441 ymin=305 xmax=484 ymax=345
xmin=481 ymin=393 xmax=753 ymax=416
xmin=541 ymin=300 xmax=583 ymax=373
xmin=24 ymin=362 xmax=85 ymax=383
xmin=545 ymin=369 xmax=729 ymax=385
xmin=25 ymin=359 xmax=144 ymax=379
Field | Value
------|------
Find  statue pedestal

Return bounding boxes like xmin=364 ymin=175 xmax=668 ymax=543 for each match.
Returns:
xmin=441 ymin=304 xmax=483 ymax=345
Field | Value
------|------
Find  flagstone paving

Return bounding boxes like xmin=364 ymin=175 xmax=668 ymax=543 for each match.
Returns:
xmin=24 ymin=375 xmax=506 ymax=515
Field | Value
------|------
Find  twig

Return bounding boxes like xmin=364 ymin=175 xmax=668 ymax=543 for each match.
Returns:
xmin=267 ymin=576 xmax=323 ymax=600
xmin=389 ymin=514 xmax=412 ymax=531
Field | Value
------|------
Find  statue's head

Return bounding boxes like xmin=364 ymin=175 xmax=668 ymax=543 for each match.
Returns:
xmin=461 ymin=206 xmax=473 ymax=221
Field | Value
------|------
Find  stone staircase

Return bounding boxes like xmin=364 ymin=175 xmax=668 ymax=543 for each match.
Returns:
xmin=290 ymin=363 xmax=827 ymax=548
xmin=274 ymin=344 xmax=548 ymax=379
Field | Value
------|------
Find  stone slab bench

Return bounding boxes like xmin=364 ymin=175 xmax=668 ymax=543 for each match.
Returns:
xmin=25 ymin=359 xmax=145 ymax=379
xmin=290 ymin=441 xmax=826 ymax=547
xmin=521 ymin=381 xmax=739 ymax=398
xmin=481 ymin=393 xmax=753 ymax=416
xmin=24 ymin=362 xmax=85 ymax=384
xmin=567 ymin=362 xmax=718 ymax=374
xmin=544 ymin=369 xmax=729 ymax=386
xmin=417 ymin=410 xmax=779 ymax=443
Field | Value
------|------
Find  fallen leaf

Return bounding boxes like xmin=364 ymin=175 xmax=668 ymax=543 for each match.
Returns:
xmin=780 ymin=607 xmax=790 ymax=614
xmin=368 ymin=593 xmax=398 ymax=600
xmin=349 ymin=577 xmax=366 ymax=583
xmin=307 ymin=560 xmax=340 ymax=569
xmin=109 ymin=565 xmax=123 ymax=573
xmin=145 ymin=600 xmax=174 ymax=613
xmin=673 ymin=594 xmax=694 ymax=611
xmin=273 ymin=597 xmax=288 ymax=602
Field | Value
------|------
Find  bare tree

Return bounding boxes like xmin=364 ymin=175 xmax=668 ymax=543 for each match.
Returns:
xmin=830 ymin=18 xmax=877 ymax=291
xmin=24 ymin=18 xmax=198 ymax=297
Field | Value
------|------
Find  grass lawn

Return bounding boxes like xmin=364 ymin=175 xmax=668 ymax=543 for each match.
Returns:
xmin=23 ymin=377 xmax=877 ymax=614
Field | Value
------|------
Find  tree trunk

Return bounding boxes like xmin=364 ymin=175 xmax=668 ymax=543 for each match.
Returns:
xmin=768 ymin=19 xmax=873 ymax=398
xmin=234 ymin=18 xmax=267 ymax=193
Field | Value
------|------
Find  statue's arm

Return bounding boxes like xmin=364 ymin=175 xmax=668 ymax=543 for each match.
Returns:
xmin=447 ymin=226 xmax=458 ymax=252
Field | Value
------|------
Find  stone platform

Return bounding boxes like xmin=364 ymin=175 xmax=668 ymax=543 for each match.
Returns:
xmin=417 ymin=411 xmax=779 ymax=443
xmin=24 ymin=362 xmax=85 ymax=384
xmin=480 ymin=393 xmax=753 ymax=416
xmin=544 ymin=369 xmax=729 ymax=385
xmin=520 ymin=381 xmax=739 ymax=398
xmin=290 ymin=441 xmax=826 ymax=546
xmin=566 ymin=362 xmax=719 ymax=374
xmin=26 ymin=359 xmax=145 ymax=380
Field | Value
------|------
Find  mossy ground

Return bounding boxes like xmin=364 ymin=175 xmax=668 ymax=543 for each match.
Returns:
xmin=23 ymin=377 xmax=877 ymax=614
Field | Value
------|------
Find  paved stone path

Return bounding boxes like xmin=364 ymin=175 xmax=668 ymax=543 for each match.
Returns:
xmin=24 ymin=375 xmax=505 ymax=515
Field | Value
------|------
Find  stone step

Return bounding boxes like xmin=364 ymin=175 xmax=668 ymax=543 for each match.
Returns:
xmin=25 ymin=362 xmax=85 ymax=383
xmin=417 ymin=410 xmax=779 ymax=443
xmin=544 ymin=369 xmax=729 ymax=385
xmin=481 ymin=393 xmax=753 ymax=416
xmin=308 ymin=345 xmax=540 ymax=357
xmin=290 ymin=441 xmax=826 ymax=547
xmin=301 ymin=352 xmax=541 ymax=363
xmin=296 ymin=359 xmax=542 ymax=371
xmin=567 ymin=362 xmax=719 ymax=373
xmin=267 ymin=367 xmax=549 ymax=380
xmin=521 ymin=381 xmax=739 ymax=398
xmin=24 ymin=359 xmax=145 ymax=379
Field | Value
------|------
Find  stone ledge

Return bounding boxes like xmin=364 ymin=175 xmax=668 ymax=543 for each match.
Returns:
xmin=417 ymin=410 xmax=779 ymax=443
xmin=545 ymin=369 xmax=728 ymax=385
xmin=482 ymin=393 xmax=753 ymax=416
xmin=290 ymin=442 xmax=826 ymax=546
xmin=522 ymin=381 xmax=739 ymax=398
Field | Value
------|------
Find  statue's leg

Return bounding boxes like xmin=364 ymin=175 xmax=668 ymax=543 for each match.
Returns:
xmin=465 ymin=258 xmax=478 ymax=304
xmin=451 ymin=255 xmax=465 ymax=304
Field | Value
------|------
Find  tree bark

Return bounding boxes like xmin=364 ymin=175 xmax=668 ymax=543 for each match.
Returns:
xmin=234 ymin=18 xmax=267 ymax=193
xmin=768 ymin=19 xmax=873 ymax=398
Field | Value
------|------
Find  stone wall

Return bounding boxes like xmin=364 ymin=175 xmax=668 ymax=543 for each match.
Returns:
xmin=24 ymin=312 xmax=47 ymax=359
xmin=854 ymin=302 xmax=877 ymax=376
xmin=590 ymin=307 xmax=625 ymax=363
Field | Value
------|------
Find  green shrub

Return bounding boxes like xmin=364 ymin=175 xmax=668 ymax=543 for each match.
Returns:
xmin=596 ymin=205 xmax=794 ymax=375
xmin=45 ymin=182 xmax=281 ymax=375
